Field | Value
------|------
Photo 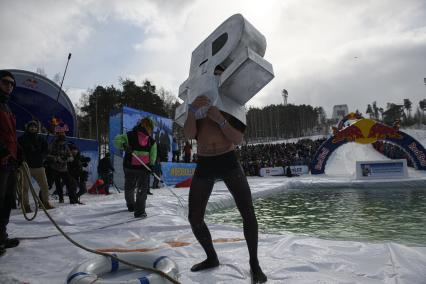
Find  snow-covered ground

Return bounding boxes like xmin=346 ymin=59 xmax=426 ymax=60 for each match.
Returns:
xmin=1 ymin=129 xmax=426 ymax=283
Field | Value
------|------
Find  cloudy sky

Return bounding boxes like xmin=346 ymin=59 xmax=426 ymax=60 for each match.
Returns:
xmin=1 ymin=0 xmax=426 ymax=117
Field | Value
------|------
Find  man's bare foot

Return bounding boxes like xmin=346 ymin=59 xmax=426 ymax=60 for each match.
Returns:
xmin=190 ymin=258 xmax=220 ymax=272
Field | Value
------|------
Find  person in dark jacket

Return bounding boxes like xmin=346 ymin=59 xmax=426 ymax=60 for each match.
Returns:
xmin=183 ymin=141 xmax=192 ymax=163
xmin=113 ymin=118 xmax=157 ymax=218
xmin=68 ymin=144 xmax=90 ymax=201
xmin=97 ymin=152 xmax=114 ymax=195
xmin=0 ymin=70 xmax=20 ymax=256
xmin=151 ymin=156 xmax=162 ymax=190
xmin=47 ymin=130 xmax=80 ymax=204
xmin=18 ymin=120 xmax=54 ymax=211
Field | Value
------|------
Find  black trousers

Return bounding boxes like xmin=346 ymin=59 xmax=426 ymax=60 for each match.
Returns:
xmin=0 ymin=170 xmax=16 ymax=243
xmin=124 ymin=168 xmax=150 ymax=215
xmin=53 ymin=170 xmax=78 ymax=203
xmin=188 ymin=151 xmax=259 ymax=263
xmin=99 ymin=172 xmax=111 ymax=194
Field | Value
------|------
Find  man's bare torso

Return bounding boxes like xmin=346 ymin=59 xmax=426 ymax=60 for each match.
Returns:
xmin=196 ymin=118 xmax=234 ymax=156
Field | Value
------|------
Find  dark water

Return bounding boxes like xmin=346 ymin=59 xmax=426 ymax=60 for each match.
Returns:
xmin=206 ymin=187 xmax=426 ymax=246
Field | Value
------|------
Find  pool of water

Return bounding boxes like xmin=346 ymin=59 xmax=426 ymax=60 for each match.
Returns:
xmin=206 ymin=187 xmax=426 ymax=246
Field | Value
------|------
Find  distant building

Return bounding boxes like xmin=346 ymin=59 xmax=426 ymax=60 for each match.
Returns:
xmin=332 ymin=105 xmax=349 ymax=120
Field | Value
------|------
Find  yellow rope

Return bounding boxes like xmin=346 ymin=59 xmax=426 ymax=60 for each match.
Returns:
xmin=16 ymin=165 xmax=38 ymax=221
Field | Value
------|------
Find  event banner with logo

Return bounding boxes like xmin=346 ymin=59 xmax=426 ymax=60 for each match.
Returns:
xmin=161 ymin=162 xmax=196 ymax=185
xmin=356 ymin=159 xmax=407 ymax=179
xmin=109 ymin=106 xmax=174 ymax=162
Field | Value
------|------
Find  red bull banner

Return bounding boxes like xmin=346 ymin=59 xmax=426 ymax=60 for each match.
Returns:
xmin=311 ymin=118 xmax=426 ymax=174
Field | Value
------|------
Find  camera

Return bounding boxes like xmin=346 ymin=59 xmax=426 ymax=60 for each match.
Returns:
xmin=80 ymin=155 xmax=91 ymax=167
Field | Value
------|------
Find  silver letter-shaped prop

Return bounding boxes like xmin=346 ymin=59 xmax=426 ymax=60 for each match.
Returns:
xmin=175 ymin=14 xmax=274 ymax=126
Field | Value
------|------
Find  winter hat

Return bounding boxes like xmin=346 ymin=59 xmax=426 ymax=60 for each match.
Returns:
xmin=0 ymin=70 xmax=16 ymax=87
xmin=138 ymin=117 xmax=154 ymax=131
xmin=68 ymin=143 xmax=78 ymax=151
xmin=25 ymin=120 xmax=39 ymax=131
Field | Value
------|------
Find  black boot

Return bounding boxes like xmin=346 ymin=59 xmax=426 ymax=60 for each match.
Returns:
xmin=1 ymin=238 xmax=19 ymax=249
xmin=0 ymin=245 xmax=5 ymax=257
xmin=134 ymin=211 xmax=147 ymax=218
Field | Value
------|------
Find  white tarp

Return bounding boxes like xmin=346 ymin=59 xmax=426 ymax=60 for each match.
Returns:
xmin=1 ymin=173 xmax=426 ymax=284
xmin=2 ymin=130 xmax=426 ymax=283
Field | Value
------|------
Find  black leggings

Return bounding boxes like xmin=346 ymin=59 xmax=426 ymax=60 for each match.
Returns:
xmin=188 ymin=152 xmax=259 ymax=264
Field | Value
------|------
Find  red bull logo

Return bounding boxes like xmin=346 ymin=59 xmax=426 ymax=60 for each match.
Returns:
xmin=49 ymin=116 xmax=69 ymax=134
xmin=23 ymin=78 xmax=38 ymax=89
xmin=332 ymin=118 xmax=402 ymax=144
xmin=332 ymin=125 xmax=364 ymax=143
xmin=367 ymin=123 xmax=402 ymax=140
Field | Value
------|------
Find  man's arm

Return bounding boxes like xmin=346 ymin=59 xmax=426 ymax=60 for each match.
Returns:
xmin=183 ymin=95 xmax=211 ymax=140
xmin=150 ymin=143 xmax=157 ymax=166
xmin=41 ymin=138 xmax=49 ymax=159
xmin=113 ymin=134 xmax=128 ymax=150
xmin=184 ymin=111 xmax=197 ymax=139
xmin=207 ymin=106 xmax=243 ymax=145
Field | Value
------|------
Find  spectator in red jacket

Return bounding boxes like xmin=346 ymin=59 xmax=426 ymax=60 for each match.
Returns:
xmin=0 ymin=70 xmax=20 ymax=257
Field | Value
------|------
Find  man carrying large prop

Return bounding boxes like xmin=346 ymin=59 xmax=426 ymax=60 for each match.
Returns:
xmin=113 ymin=118 xmax=157 ymax=218
xmin=176 ymin=14 xmax=274 ymax=283
xmin=0 ymin=70 xmax=20 ymax=256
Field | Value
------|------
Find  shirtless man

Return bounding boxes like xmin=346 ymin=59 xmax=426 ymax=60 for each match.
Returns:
xmin=184 ymin=94 xmax=267 ymax=283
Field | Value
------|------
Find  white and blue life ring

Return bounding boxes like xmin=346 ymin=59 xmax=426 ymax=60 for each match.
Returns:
xmin=67 ymin=252 xmax=179 ymax=284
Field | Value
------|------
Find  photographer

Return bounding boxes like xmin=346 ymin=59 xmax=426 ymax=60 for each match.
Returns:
xmin=47 ymin=130 xmax=79 ymax=204
xmin=97 ymin=152 xmax=114 ymax=195
xmin=68 ymin=144 xmax=90 ymax=201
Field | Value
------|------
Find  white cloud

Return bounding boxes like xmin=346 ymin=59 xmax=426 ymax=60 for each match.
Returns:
xmin=65 ymin=87 xmax=88 ymax=106
xmin=1 ymin=0 xmax=426 ymax=118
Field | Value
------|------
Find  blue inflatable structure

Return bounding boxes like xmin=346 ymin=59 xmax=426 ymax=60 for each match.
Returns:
xmin=7 ymin=69 xmax=77 ymax=136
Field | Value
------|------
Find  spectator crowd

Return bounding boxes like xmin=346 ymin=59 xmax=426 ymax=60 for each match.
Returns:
xmin=236 ymin=138 xmax=326 ymax=176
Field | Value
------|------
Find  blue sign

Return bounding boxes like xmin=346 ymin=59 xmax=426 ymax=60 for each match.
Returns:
xmin=161 ymin=162 xmax=196 ymax=185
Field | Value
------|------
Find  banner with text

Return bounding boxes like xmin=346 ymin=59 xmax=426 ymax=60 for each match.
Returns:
xmin=259 ymin=165 xmax=309 ymax=177
xmin=356 ymin=159 xmax=407 ymax=179
xmin=161 ymin=162 xmax=196 ymax=185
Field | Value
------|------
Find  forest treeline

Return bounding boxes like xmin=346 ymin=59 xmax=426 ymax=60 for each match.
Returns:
xmin=76 ymin=79 xmax=426 ymax=149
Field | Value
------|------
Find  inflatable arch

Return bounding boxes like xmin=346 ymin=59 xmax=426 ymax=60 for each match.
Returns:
xmin=6 ymin=69 xmax=77 ymax=136
xmin=311 ymin=116 xmax=426 ymax=174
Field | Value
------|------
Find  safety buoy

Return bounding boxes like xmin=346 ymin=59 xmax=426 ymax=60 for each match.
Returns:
xmin=67 ymin=252 xmax=179 ymax=284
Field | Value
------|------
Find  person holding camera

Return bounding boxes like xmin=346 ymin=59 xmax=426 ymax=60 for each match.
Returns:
xmin=113 ymin=118 xmax=157 ymax=218
xmin=97 ymin=152 xmax=114 ymax=195
xmin=47 ymin=131 xmax=79 ymax=204
xmin=68 ymin=144 xmax=90 ymax=201
xmin=18 ymin=120 xmax=55 ymax=211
